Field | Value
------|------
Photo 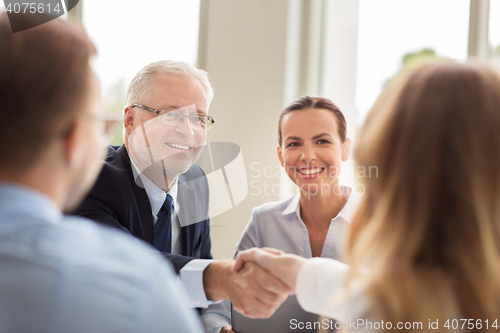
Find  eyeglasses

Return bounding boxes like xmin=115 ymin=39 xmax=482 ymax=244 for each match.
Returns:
xmin=132 ymin=104 xmax=215 ymax=130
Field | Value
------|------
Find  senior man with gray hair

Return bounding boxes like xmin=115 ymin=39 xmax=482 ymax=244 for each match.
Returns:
xmin=0 ymin=13 xmax=202 ymax=332
xmin=73 ymin=60 xmax=291 ymax=318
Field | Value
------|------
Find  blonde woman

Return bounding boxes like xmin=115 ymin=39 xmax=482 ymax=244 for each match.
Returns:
xmin=235 ymin=62 xmax=500 ymax=332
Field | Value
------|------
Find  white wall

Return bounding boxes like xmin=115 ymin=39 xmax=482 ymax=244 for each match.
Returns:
xmin=198 ymin=0 xmax=360 ymax=259
xmin=198 ymin=0 xmax=293 ymax=259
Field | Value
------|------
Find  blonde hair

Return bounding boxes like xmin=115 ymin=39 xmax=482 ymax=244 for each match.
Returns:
xmin=345 ymin=62 xmax=500 ymax=331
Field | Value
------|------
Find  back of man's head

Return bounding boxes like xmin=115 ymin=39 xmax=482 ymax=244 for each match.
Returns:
xmin=0 ymin=13 xmax=95 ymax=173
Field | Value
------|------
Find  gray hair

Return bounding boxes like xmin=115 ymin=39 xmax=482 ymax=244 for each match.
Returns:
xmin=126 ymin=60 xmax=214 ymax=107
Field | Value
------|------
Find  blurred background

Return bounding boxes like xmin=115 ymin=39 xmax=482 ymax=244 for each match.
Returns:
xmin=2 ymin=0 xmax=498 ymax=258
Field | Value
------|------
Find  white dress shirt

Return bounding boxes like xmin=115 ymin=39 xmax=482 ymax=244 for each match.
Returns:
xmin=295 ymin=257 xmax=367 ymax=323
xmin=0 ymin=182 xmax=203 ymax=333
xmin=202 ymin=186 xmax=360 ymax=333
xmin=130 ymin=159 xmax=213 ymax=308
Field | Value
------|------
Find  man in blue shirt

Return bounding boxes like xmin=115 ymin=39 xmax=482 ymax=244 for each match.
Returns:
xmin=0 ymin=12 xmax=202 ymax=332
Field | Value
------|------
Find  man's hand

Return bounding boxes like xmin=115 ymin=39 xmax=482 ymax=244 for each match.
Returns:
xmin=233 ymin=247 xmax=306 ymax=289
xmin=203 ymin=259 xmax=292 ymax=319
xmin=219 ymin=325 xmax=235 ymax=333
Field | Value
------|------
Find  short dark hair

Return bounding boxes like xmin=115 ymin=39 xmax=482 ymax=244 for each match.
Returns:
xmin=278 ymin=96 xmax=347 ymax=145
xmin=0 ymin=13 xmax=96 ymax=171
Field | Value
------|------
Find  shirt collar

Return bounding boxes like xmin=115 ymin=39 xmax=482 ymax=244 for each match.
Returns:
xmin=129 ymin=157 xmax=179 ymax=216
xmin=337 ymin=187 xmax=361 ymax=223
xmin=281 ymin=186 xmax=360 ymax=224
xmin=282 ymin=193 xmax=301 ymax=216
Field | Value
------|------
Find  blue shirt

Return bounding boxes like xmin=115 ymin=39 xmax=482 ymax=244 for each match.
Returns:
xmin=238 ymin=186 xmax=360 ymax=260
xmin=0 ymin=183 xmax=203 ymax=333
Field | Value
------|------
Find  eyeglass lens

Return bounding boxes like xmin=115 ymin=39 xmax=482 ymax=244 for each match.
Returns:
xmin=157 ymin=108 xmax=212 ymax=130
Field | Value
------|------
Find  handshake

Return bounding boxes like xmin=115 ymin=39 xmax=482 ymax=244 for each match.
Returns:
xmin=204 ymin=248 xmax=307 ymax=320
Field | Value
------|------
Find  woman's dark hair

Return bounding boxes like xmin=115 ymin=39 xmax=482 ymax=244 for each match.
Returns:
xmin=278 ymin=96 xmax=347 ymax=145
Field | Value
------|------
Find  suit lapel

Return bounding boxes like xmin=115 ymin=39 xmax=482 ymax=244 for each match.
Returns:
xmin=117 ymin=145 xmax=155 ymax=244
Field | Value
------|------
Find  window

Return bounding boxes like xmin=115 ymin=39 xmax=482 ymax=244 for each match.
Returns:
xmin=355 ymin=0 xmax=471 ymax=121
xmin=489 ymin=0 xmax=500 ymax=63
xmin=320 ymin=0 xmax=472 ymax=188
xmin=82 ymin=0 xmax=201 ymax=144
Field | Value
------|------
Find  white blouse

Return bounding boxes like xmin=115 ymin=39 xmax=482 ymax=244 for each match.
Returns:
xmin=296 ymin=257 xmax=358 ymax=322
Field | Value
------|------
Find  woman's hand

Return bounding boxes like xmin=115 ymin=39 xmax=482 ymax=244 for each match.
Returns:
xmin=233 ymin=247 xmax=307 ymax=289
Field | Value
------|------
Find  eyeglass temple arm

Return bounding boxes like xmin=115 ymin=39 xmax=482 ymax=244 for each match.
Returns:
xmin=132 ymin=104 xmax=161 ymax=115
xmin=133 ymin=103 xmax=214 ymax=124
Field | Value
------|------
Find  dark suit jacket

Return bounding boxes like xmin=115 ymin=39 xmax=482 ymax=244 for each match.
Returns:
xmin=73 ymin=145 xmax=212 ymax=274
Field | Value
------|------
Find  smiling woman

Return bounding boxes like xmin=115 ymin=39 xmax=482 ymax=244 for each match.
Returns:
xmin=277 ymin=96 xmax=350 ymax=201
xmin=274 ymin=97 xmax=354 ymax=259
xmin=201 ymin=96 xmax=361 ymax=333
xmin=234 ymin=61 xmax=500 ymax=333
